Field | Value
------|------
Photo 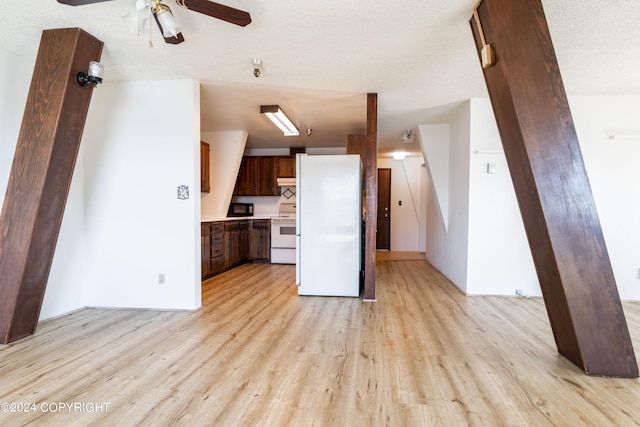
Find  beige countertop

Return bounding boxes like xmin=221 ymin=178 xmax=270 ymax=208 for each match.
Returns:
xmin=201 ymin=215 xmax=274 ymax=223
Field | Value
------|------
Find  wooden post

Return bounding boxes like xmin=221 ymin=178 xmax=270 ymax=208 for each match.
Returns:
xmin=470 ymin=0 xmax=637 ymax=377
xmin=346 ymin=93 xmax=378 ymax=301
xmin=0 ymin=28 xmax=103 ymax=343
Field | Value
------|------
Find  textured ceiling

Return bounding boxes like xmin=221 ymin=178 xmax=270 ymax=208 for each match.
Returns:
xmin=2 ymin=0 xmax=639 ymax=157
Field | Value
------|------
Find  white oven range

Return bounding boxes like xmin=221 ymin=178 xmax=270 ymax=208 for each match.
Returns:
xmin=270 ymin=203 xmax=296 ymax=264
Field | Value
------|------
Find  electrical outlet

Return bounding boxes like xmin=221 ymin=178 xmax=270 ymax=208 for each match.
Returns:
xmin=159 ymin=273 xmax=166 ymax=285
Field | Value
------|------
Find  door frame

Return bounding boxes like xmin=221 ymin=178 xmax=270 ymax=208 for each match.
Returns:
xmin=376 ymin=168 xmax=391 ymax=250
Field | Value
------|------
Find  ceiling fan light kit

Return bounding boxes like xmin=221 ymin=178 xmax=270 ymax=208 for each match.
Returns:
xmin=59 ymin=0 xmax=251 ymax=45
xmin=152 ymin=2 xmax=181 ymax=39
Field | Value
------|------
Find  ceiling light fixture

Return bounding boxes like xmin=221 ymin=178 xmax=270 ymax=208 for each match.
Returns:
xmin=402 ymin=129 xmax=414 ymax=143
xmin=122 ymin=0 xmax=150 ymax=36
xmin=392 ymin=152 xmax=407 ymax=160
xmin=152 ymin=0 xmax=181 ymax=39
xmin=77 ymin=61 xmax=104 ymax=88
xmin=260 ymin=105 xmax=299 ymax=136
xmin=123 ymin=0 xmax=182 ymax=44
xmin=253 ymin=59 xmax=262 ymax=78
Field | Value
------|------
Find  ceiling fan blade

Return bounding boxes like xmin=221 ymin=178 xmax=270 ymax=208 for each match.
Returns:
xmin=57 ymin=0 xmax=114 ymax=5
xmin=179 ymin=0 xmax=251 ymax=27
xmin=162 ymin=32 xmax=186 ymax=45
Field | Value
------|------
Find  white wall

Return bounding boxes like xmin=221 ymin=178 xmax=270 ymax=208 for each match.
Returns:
xmin=466 ymin=99 xmax=539 ymax=296
xmin=201 ymin=131 xmax=248 ymax=219
xmin=571 ymin=96 xmax=640 ymax=300
xmin=419 ymin=103 xmax=471 ymax=292
xmin=82 ymin=79 xmax=202 ymax=310
xmin=3 ymin=66 xmax=204 ymax=317
xmin=378 ymin=157 xmax=424 ymax=251
xmin=419 ymin=125 xmax=450 ymax=230
xmin=440 ymin=96 xmax=640 ymax=300
xmin=1 ymin=48 xmax=89 ymax=320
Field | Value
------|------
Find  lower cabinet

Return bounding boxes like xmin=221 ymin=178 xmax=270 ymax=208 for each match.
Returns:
xmin=203 ymin=219 xmax=270 ymax=280
xmin=223 ymin=221 xmax=240 ymax=271
xmin=248 ymin=219 xmax=271 ymax=262
xmin=210 ymin=222 xmax=224 ymax=275
xmin=201 ymin=223 xmax=212 ymax=279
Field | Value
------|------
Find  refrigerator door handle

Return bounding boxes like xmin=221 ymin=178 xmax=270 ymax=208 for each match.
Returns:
xmin=295 ymin=234 xmax=301 ymax=285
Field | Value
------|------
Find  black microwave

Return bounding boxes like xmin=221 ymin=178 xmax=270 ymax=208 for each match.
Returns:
xmin=227 ymin=202 xmax=254 ymax=217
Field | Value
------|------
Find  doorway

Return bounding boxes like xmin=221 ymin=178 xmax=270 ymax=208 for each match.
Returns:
xmin=377 ymin=168 xmax=391 ymax=250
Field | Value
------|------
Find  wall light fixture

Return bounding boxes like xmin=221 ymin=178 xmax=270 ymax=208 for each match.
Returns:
xmin=77 ymin=61 xmax=104 ymax=88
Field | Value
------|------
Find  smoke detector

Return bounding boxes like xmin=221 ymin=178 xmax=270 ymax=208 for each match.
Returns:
xmin=402 ymin=129 xmax=414 ymax=143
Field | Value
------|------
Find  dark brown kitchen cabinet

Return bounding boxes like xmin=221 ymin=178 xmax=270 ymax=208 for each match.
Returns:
xmin=201 ymin=222 xmax=212 ymax=279
xmin=210 ymin=222 xmax=224 ymax=275
xmin=202 ymin=219 xmax=271 ymax=280
xmin=234 ymin=157 xmax=260 ymax=196
xmin=233 ymin=156 xmax=296 ymax=197
xmin=223 ymin=221 xmax=240 ymax=270
xmin=276 ymin=156 xmax=296 ymax=178
xmin=239 ymin=220 xmax=249 ymax=264
xmin=248 ymin=219 xmax=271 ymax=262
xmin=223 ymin=220 xmax=249 ymax=270
xmin=202 ymin=222 xmax=224 ymax=280
xmin=259 ymin=157 xmax=279 ymax=196
xmin=200 ymin=142 xmax=210 ymax=193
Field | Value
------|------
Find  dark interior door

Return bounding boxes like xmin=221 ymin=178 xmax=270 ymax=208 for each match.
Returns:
xmin=376 ymin=168 xmax=391 ymax=250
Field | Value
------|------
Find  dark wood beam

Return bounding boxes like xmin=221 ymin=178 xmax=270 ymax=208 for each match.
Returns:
xmin=346 ymin=93 xmax=378 ymax=301
xmin=470 ymin=0 xmax=637 ymax=377
xmin=0 ymin=28 xmax=103 ymax=343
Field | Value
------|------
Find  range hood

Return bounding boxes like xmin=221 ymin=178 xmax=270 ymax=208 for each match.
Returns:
xmin=277 ymin=177 xmax=296 ymax=187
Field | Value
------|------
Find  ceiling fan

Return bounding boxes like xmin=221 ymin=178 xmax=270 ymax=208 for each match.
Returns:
xmin=57 ymin=0 xmax=251 ymax=45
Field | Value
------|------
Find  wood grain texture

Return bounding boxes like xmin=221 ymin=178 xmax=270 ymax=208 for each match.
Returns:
xmin=183 ymin=0 xmax=252 ymax=27
xmin=470 ymin=0 xmax=637 ymax=377
xmin=346 ymin=93 xmax=378 ymax=300
xmin=0 ymin=28 xmax=103 ymax=343
xmin=0 ymin=260 xmax=639 ymax=425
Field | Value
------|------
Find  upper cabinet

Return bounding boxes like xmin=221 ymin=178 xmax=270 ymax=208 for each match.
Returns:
xmin=276 ymin=156 xmax=296 ymax=178
xmin=259 ymin=157 xmax=278 ymax=196
xmin=234 ymin=156 xmax=295 ymax=197
xmin=200 ymin=141 xmax=210 ymax=193
xmin=234 ymin=156 xmax=260 ymax=196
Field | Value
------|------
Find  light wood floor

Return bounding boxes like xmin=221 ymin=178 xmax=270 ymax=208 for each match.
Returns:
xmin=1 ymin=257 xmax=640 ymax=426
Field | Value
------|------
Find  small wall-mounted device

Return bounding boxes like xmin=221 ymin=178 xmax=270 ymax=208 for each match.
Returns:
xmin=177 ymin=185 xmax=189 ymax=199
xmin=473 ymin=3 xmax=495 ymax=69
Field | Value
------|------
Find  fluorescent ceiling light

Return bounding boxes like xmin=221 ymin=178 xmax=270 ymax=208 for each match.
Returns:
xmin=260 ymin=105 xmax=299 ymax=136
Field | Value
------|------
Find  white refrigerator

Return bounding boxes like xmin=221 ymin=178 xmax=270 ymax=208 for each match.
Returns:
xmin=295 ymin=154 xmax=362 ymax=297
